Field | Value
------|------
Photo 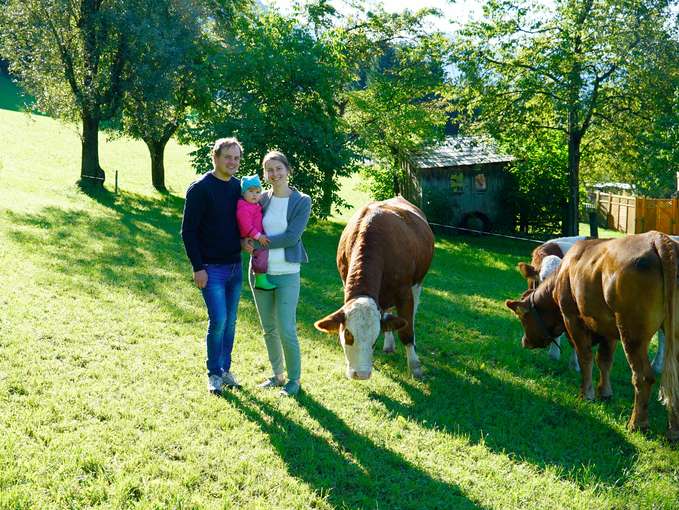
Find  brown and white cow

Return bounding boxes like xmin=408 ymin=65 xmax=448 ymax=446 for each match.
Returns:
xmin=518 ymin=236 xmax=587 ymax=289
xmin=314 ymin=197 xmax=435 ymax=380
xmin=506 ymin=231 xmax=679 ymax=440
xmin=518 ymin=236 xmax=666 ymax=374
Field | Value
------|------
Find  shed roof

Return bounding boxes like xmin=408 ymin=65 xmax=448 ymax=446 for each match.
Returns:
xmin=411 ymin=136 xmax=515 ymax=168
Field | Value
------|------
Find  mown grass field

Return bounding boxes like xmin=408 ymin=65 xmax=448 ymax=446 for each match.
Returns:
xmin=1 ymin=95 xmax=678 ymax=509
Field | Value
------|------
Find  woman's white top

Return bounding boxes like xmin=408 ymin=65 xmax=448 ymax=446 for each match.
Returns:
xmin=263 ymin=196 xmax=300 ymax=275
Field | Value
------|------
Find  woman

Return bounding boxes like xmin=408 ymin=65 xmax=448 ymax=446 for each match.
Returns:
xmin=249 ymin=150 xmax=311 ymax=396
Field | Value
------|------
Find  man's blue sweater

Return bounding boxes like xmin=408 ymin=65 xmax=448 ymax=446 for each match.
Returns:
xmin=181 ymin=172 xmax=242 ymax=272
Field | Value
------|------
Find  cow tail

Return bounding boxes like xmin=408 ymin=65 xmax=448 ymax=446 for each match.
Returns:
xmin=655 ymin=233 xmax=679 ymax=412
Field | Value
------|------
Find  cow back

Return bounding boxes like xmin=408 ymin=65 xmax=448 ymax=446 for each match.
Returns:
xmin=338 ymin=197 xmax=434 ymax=305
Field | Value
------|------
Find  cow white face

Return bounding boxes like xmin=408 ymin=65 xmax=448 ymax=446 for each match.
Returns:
xmin=341 ymin=297 xmax=381 ymax=379
xmin=314 ymin=296 xmax=407 ymax=380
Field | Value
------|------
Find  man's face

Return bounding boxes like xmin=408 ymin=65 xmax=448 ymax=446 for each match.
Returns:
xmin=214 ymin=144 xmax=241 ymax=177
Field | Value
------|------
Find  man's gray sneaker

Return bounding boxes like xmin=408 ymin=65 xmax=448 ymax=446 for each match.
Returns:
xmin=280 ymin=380 xmax=300 ymax=397
xmin=221 ymin=371 xmax=241 ymax=389
xmin=207 ymin=374 xmax=223 ymax=395
xmin=259 ymin=376 xmax=285 ymax=389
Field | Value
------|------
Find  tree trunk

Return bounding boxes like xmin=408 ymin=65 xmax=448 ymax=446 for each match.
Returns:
xmin=80 ymin=113 xmax=105 ymax=188
xmin=146 ymin=138 xmax=169 ymax=192
xmin=567 ymin=125 xmax=582 ymax=236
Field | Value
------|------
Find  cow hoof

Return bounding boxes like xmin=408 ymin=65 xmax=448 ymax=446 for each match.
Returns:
xmin=411 ymin=366 xmax=424 ymax=380
xmin=627 ymin=419 xmax=649 ymax=432
xmin=383 ymin=346 xmax=395 ymax=354
xmin=598 ymin=394 xmax=613 ymax=403
xmin=579 ymin=391 xmax=596 ymax=402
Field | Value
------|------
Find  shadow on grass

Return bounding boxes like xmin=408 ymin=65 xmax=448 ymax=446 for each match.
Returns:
xmin=368 ymin=357 xmax=639 ymax=490
xmin=5 ymin=187 xmax=200 ymax=321
xmin=294 ymin=227 xmax=642 ymax=490
xmin=224 ymin=389 xmax=487 ymax=510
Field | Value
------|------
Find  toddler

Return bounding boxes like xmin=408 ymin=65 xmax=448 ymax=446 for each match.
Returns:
xmin=237 ymin=175 xmax=276 ymax=290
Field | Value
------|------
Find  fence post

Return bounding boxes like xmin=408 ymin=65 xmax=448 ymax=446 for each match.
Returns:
xmin=586 ymin=203 xmax=598 ymax=238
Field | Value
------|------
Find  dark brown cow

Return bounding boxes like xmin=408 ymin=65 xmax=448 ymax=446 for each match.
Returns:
xmin=506 ymin=231 xmax=679 ymax=440
xmin=314 ymin=196 xmax=435 ymax=380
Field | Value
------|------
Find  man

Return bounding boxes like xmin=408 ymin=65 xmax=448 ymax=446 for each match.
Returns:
xmin=181 ymin=137 xmax=244 ymax=395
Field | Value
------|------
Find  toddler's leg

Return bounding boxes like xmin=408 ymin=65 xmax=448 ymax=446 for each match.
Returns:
xmin=253 ymin=249 xmax=276 ymax=290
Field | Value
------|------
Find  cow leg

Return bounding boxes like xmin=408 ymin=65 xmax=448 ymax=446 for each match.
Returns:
xmin=564 ymin=318 xmax=595 ymax=400
xmin=595 ymin=336 xmax=616 ymax=400
xmin=397 ymin=285 xmax=423 ymax=379
xmin=547 ymin=336 xmax=561 ymax=361
xmin=651 ymin=329 xmax=665 ymax=375
xmin=620 ymin=339 xmax=655 ymax=432
xmin=383 ymin=331 xmax=396 ymax=354
xmin=569 ymin=350 xmax=581 ymax=372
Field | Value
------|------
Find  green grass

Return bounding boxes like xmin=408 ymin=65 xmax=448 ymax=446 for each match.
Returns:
xmin=1 ymin=105 xmax=678 ymax=510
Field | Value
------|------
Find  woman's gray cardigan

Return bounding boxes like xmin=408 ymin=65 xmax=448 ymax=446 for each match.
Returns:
xmin=259 ymin=188 xmax=311 ymax=263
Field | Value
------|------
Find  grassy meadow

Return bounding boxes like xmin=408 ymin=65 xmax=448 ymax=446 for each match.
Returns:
xmin=1 ymin=94 xmax=678 ymax=509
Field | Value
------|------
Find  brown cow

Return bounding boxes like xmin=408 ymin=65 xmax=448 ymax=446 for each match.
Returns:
xmin=506 ymin=231 xmax=679 ymax=440
xmin=314 ymin=197 xmax=435 ymax=380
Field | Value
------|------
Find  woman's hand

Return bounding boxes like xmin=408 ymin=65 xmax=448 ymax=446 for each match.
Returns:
xmin=258 ymin=234 xmax=270 ymax=247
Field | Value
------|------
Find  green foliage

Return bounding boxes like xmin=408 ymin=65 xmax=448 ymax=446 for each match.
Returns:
xmin=498 ymin=131 xmax=570 ymax=234
xmin=585 ymin=29 xmax=679 ymax=198
xmin=340 ymin=9 xmax=453 ymax=197
xmin=0 ymin=0 xmax=127 ymax=122
xmin=358 ymin=162 xmax=400 ymax=202
xmin=453 ymin=0 xmax=677 ymax=233
xmin=182 ymin=9 xmax=355 ymax=218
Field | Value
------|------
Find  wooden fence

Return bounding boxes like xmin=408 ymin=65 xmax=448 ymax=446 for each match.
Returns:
xmin=595 ymin=192 xmax=679 ymax=235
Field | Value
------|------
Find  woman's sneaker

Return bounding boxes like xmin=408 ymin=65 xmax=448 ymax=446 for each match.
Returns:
xmin=258 ymin=375 xmax=285 ymax=389
xmin=221 ymin=371 xmax=241 ymax=389
xmin=280 ymin=380 xmax=300 ymax=397
xmin=207 ymin=374 xmax=223 ymax=395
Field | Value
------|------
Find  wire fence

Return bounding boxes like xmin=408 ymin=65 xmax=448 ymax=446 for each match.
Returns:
xmin=428 ymin=221 xmax=546 ymax=245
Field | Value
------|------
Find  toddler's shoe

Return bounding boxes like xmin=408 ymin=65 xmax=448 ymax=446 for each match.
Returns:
xmin=254 ymin=273 xmax=276 ymax=291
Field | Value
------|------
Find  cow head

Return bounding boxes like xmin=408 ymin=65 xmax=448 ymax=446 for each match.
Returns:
xmin=314 ymin=296 xmax=407 ymax=380
xmin=517 ymin=262 xmax=539 ymax=289
xmin=505 ymin=291 xmax=564 ymax=349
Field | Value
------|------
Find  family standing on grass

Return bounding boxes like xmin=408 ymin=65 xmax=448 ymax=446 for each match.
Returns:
xmin=181 ymin=137 xmax=311 ymax=397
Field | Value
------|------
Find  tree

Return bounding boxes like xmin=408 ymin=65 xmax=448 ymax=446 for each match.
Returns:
xmin=1 ymin=0 xmax=129 ymax=187
xmin=182 ymin=7 xmax=356 ymax=217
xmin=118 ymin=0 xmax=213 ymax=192
xmin=335 ymin=7 xmax=453 ymax=198
xmin=585 ymin=25 xmax=679 ymax=197
xmin=454 ymin=0 xmax=675 ymax=234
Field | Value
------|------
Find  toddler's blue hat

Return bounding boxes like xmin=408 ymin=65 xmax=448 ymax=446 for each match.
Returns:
xmin=241 ymin=174 xmax=262 ymax=193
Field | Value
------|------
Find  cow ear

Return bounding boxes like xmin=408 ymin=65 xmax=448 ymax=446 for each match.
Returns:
xmin=505 ymin=300 xmax=529 ymax=317
xmin=382 ymin=314 xmax=407 ymax=332
xmin=314 ymin=309 xmax=345 ymax=333
xmin=517 ymin=262 xmax=538 ymax=280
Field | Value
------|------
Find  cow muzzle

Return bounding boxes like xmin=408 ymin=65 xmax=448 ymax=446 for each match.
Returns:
xmin=346 ymin=367 xmax=372 ymax=380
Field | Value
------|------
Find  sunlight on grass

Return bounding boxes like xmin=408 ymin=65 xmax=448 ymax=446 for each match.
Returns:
xmin=1 ymin=106 xmax=679 ymax=509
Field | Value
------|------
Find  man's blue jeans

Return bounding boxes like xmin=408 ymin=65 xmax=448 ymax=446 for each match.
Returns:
xmin=200 ymin=263 xmax=243 ymax=377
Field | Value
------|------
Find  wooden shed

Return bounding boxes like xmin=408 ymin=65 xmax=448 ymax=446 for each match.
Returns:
xmin=398 ymin=136 xmax=515 ymax=231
